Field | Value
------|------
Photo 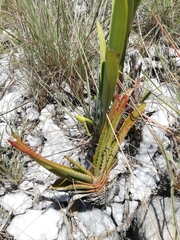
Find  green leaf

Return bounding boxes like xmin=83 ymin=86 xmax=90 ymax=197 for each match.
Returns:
xmin=97 ymin=21 xmax=106 ymax=95
xmin=100 ymin=0 xmax=142 ymax=125
xmin=109 ymin=0 xmax=128 ymax=54
xmin=92 ymin=89 xmax=135 ymax=177
xmin=100 ymin=0 xmax=130 ymax=124
xmin=101 ymin=47 xmax=119 ymax=123
xmin=142 ymin=91 xmax=152 ymax=102
xmin=8 ymin=134 xmax=93 ymax=184
xmin=133 ymin=0 xmax=142 ymax=16
xmin=117 ymin=103 xmax=146 ymax=144
xmin=92 ymin=94 xmax=126 ymax=176
xmin=96 ymin=21 xmax=106 ymax=64
xmin=52 ymin=178 xmax=96 ymax=192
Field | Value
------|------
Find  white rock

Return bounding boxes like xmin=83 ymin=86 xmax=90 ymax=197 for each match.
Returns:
xmin=26 ymin=107 xmax=39 ymax=121
xmin=109 ymin=153 xmax=127 ymax=180
xmin=175 ymin=57 xmax=180 ymax=67
xmin=130 ymin=167 xmax=159 ymax=201
xmin=148 ymin=46 xmax=157 ymax=58
xmin=74 ymin=1 xmax=88 ymax=18
xmin=7 ymin=208 xmax=63 ymax=240
xmin=0 ymin=192 xmax=32 ymax=215
xmin=137 ymin=108 xmax=170 ymax=165
xmin=137 ymin=125 xmax=158 ymax=165
xmin=153 ymin=154 xmax=167 ymax=172
xmin=132 ymin=196 xmax=180 ymax=240
xmin=0 ymin=72 xmax=8 ymax=86
xmin=27 ymin=134 xmax=41 ymax=148
xmin=39 ymin=104 xmax=55 ymax=121
xmin=129 ymin=201 xmax=139 ymax=215
xmin=40 ymin=119 xmax=73 ymax=162
xmin=18 ymin=181 xmax=34 ymax=191
xmin=77 ymin=208 xmax=116 ymax=238
xmin=168 ymin=47 xmax=179 ymax=57
xmin=72 ymin=217 xmax=89 ymax=239
xmin=0 ymin=91 xmax=20 ymax=119
xmin=0 ymin=54 xmax=10 ymax=71
xmin=41 ymin=118 xmax=59 ymax=140
xmin=26 ymin=164 xmax=51 ymax=181
xmin=0 ymin=187 xmax=6 ymax=196
xmin=61 ymin=81 xmax=71 ymax=94
xmin=105 ymin=206 xmax=112 ymax=216
xmin=57 ymin=226 xmax=68 ymax=240
xmin=36 ymin=113 xmax=74 ymax=163
xmin=0 ymin=123 xmax=11 ymax=147
xmin=63 ymin=112 xmax=76 ymax=126
xmin=113 ymin=176 xmax=126 ymax=203
xmin=111 ymin=203 xmax=124 ymax=225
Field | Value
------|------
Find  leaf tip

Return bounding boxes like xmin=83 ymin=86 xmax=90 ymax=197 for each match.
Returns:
xmin=8 ymin=135 xmax=17 ymax=144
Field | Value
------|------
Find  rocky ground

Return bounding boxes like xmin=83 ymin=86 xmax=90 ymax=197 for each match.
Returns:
xmin=0 ymin=14 xmax=180 ymax=240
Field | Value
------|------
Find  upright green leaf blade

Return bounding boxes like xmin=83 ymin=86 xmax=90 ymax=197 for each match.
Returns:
xmin=101 ymin=46 xmax=119 ymax=123
xmin=109 ymin=0 xmax=128 ymax=54
xmin=100 ymin=0 xmax=130 ymax=124
xmin=133 ymin=0 xmax=142 ymax=16
xmin=100 ymin=0 xmax=142 ymax=125
xmin=96 ymin=21 xmax=106 ymax=64
xmin=97 ymin=21 xmax=106 ymax=95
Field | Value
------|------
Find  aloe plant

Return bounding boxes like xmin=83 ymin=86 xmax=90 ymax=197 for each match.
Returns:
xmin=9 ymin=87 xmax=146 ymax=193
xmin=8 ymin=0 xmax=144 ymax=195
xmin=97 ymin=0 xmax=142 ymax=125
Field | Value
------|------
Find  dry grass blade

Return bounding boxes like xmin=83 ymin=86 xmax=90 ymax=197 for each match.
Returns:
xmin=151 ymin=11 xmax=180 ymax=57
